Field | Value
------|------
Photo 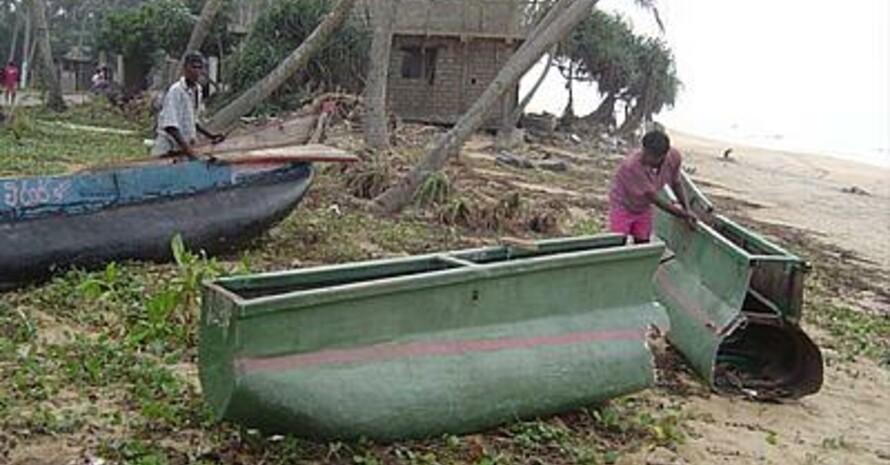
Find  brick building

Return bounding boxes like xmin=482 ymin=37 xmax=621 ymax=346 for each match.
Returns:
xmin=385 ymin=0 xmax=530 ymax=126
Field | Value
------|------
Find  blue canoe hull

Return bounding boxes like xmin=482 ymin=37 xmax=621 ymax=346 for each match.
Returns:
xmin=0 ymin=160 xmax=313 ymax=290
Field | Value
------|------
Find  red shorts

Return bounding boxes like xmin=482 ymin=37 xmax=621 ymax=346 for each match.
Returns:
xmin=608 ymin=205 xmax=653 ymax=242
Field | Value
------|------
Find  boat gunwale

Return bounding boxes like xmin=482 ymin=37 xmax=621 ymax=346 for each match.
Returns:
xmin=712 ymin=213 xmax=802 ymax=261
xmin=206 ymin=234 xmax=627 ymax=294
xmin=204 ymin=240 xmax=665 ymax=317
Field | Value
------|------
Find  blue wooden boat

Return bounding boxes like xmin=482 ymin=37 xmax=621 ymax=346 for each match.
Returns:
xmin=0 ymin=145 xmax=353 ymax=290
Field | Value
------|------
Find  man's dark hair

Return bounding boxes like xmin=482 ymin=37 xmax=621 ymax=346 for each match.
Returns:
xmin=183 ymin=51 xmax=205 ymax=68
xmin=642 ymin=130 xmax=671 ymax=156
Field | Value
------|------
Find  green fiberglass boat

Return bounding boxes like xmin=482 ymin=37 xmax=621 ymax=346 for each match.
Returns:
xmin=654 ymin=174 xmax=823 ymax=400
xmin=200 ymin=235 xmax=669 ymax=440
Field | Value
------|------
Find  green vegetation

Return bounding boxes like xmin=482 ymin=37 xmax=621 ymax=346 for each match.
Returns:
xmin=558 ymin=10 xmax=680 ymax=130
xmin=95 ymin=0 xmax=236 ymax=91
xmin=222 ymin=0 xmax=370 ymax=113
xmin=0 ymin=105 xmax=146 ymax=176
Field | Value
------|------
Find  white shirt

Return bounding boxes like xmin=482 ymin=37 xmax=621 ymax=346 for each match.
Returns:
xmin=151 ymin=78 xmax=202 ymax=156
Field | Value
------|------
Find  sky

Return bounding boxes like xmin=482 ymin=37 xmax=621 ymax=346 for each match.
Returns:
xmin=520 ymin=0 xmax=890 ymax=166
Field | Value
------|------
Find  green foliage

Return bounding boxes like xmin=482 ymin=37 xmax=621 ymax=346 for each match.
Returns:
xmin=560 ymin=10 xmax=680 ymax=124
xmin=96 ymin=1 xmax=193 ymax=72
xmin=222 ymin=0 xmax=370 ymax=113
xmin=625 ymin=37 xmax=681 ymax=116
xmin=563 ymin=10 xmax=638 ymax=96
xmin=95 ymin=0 xmax=236 ymax=91
xmin=414 ymin=172 xmax=452 ymax=207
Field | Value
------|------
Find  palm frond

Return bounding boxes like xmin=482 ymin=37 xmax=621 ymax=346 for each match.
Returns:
xmin=633 ymin=0 xmax=665 ymax=33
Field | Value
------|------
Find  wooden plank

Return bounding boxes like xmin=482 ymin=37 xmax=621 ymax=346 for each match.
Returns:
xmin=214 ymin=144 xmax=359 ymax=164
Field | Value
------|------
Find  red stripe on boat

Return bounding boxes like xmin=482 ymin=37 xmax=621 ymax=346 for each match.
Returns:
xmin=236 ymin=329 xmax=645 ymax=374
xmin=655 ymin=269 xmax=717 ymax=332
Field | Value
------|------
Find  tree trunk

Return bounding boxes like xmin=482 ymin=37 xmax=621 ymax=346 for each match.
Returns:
xmin=27 ymin=0 xmax=65 ymax=111
xmin=618 ymin=100 xmax=645 ymax=135
xmin=582 ymin=92 xmax=617 ymax=126
xmin=207 ymin=0 xmax=356 ymax=132
xmin=372 ymin=0 xmax=598 ymax=214
xmin=8 ymin=12 xmax=20 ymax=62
xmin=510 ymin=45 xmax=556 ymax=124
xmin=21 ymin=9 xmax=32 ymax=88
xmin=560 ymin=63 xmax=575 ymax=126
xmin=362 ymin=0 xmax=399 ymax=151
xmin=185 ymin=0 xmax=225 ymax=54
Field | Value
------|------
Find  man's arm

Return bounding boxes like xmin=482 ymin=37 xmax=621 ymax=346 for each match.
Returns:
xmin=163 ymin=126 xmax=197 ymax=158
xmin=645 ymin=190 xmax=690 ymax=219
xmin=197 ymin=123 xmax=225 ymax=144
xmin=670 ymin=178 xmax=691 ymax=212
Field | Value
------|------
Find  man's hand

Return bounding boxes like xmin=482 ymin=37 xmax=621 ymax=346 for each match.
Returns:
xmin=210 ymin=133 xmax=226 ymax=145
xmin=184 ymin=145 xmax=199 ymax=159
xmin=679 ymin=209 xmax=698 ymax=230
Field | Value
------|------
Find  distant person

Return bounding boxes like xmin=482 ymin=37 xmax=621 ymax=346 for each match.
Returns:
xmin=3 ymin=61 xmax=20 ymax=106
xmin=608 ymin=130 xmax=696 ymax=243
xmin=150 ymin=52 xmax=224 ymax=158
xmin=90 ymin=66 xmax=110 ymax=93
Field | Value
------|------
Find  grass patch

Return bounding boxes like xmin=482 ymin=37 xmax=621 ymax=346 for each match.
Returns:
xmin=0 ymin=106 xmax=146 ymax=176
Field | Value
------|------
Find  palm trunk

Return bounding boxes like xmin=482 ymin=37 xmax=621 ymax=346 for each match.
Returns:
xmin=372 ymin=0 xmax=599 ymax=214
xmin=362 ymin=0 xmax=399 ymax=151
xmin=510 ymin=45 xmax=556 ymax=124
xmin=21 ymin=9 xmax=32 ymax=88
xmin=8 ymin=13 xmax=20 ymax=62
xmin=207 ymin=0 xmax=356 ymax=132
xmin=185 ymin=0 xmax=225 ymax=54
xmin=583 ymin=92 xmax=617 ymax=126
xmin=27 ymin=0 xmax=65 ymax=111
xmin=560 ymin=63 xmax=575 ymax=126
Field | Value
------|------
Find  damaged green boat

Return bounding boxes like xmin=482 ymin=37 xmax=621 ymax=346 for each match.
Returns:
xmin=654 ymin=174 xmax=823 ymax=400
xmin=199 ymin=235 xmax=668 ymax=440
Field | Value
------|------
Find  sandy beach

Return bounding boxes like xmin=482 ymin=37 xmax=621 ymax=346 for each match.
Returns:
xmin=670 ymin=131 xmax=890 ymax=272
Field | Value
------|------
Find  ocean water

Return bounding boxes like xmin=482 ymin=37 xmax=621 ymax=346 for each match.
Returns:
xmin=520 ymin=0 xmax=890 ymax=169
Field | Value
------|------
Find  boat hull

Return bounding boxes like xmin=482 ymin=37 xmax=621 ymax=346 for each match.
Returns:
xmin=200 ymin=235 xmax=669 ymax=440
xmin=0 ymin=163 xmax=312 ymax=290
xmin=654 ymin=174 xmax=823 ymax=399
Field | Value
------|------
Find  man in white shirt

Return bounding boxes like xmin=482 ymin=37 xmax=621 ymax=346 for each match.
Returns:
xmin=151 ymin=52 xmax=224 ymax=158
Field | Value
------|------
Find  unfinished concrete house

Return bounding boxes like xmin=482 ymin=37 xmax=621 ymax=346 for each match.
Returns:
xmin=386 ymin=0 xmax=529 ymax=127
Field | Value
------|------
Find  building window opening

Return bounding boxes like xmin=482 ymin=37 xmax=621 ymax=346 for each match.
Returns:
xmin=400 ymin=47 xmax=438 ymax=84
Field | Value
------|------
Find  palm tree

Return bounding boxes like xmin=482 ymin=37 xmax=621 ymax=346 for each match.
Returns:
xmin=510 ymin=44 xmax=557 ymax=124
xmin=372 ymin=0 xmax=599 ymax=214
xmin=185 ymin=0 xmax=225 ymax=54
xmin=569 ymin=10 xmax=638 ymax=127
xmin=362 ymin=0 xmax=400 ymax=151
xmin=207 ymin=0 xmax=356 ymax=131
xmin=25 ymin=0 xmax=65 ymax=111
xmin=617 ymin=37 xmax=678 ymax=135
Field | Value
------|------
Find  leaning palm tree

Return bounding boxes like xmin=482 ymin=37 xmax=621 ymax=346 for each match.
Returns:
xmin=372 ymin=0 xmax=664 ymax=214
xmin=207 ymin=0 xmax=356 ymax=131
xmin=185 ymin=0 xmax=226 ymax=54
xmin=25 ymin=0 xmax=65 ymax=111
xmin=372 ymin=0 xmax=596 ymax=214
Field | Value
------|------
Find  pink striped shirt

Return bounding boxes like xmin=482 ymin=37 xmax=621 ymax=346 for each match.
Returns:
xmin=609 ymin=148 xmax=682 ymax=214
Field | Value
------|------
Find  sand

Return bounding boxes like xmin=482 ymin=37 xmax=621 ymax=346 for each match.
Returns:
xmin=669 ymin=131 xmax=890 ymax=272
